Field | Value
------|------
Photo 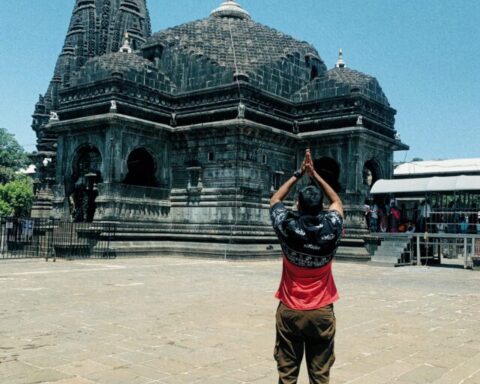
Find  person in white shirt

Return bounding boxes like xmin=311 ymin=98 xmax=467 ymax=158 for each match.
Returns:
xmin=418 ymin=199 xmax=432 ymax=232
xmin=420 ymin=199 xmax=432 ymax=219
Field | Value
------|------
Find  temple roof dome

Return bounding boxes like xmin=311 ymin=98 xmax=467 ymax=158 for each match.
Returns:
xmin=74 ymin=51 xmax=154 ymax=75
xmin=144 ymin=5 xmax=326 ymax=96
xmin=69 ymin=52 xmax=175 ymax=93
xmin=293 ymin=66 xmax=390 ymax=106
xmin=146 ymin=18 xmax=321 ymax=73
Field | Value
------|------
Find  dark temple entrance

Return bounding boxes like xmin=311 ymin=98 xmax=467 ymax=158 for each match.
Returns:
xmin=70 ymin=145 xmax=102 ymax=222
xmin=123 ymin=148 xmax=158 ymax=187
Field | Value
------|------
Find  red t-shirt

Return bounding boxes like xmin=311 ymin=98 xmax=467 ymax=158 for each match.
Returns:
xmin=276 ymin=256 xmax=339 ymax=310
xmin=270 ymin=202 xmax=343 ymax=310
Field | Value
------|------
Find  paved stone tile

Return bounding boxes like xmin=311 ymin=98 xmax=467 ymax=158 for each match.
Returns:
xmin=1 ymin=258 xmax=480 ymax=383
xmin=119 ymin=364 xmax=170 ymax=381
xmin=141 ymin=358 xmax=196 ymax=375
xmin=56 ymin=360 xmax=112 ymax=376
xmin=16 ymin=355 xmax=71 ymax=369
xmin=392 ymin=363 xmax=448 ymax=383
xmin=0 ymin=360 xmax=71 ymax=384
xmin=80 ymin=366 xmax=154 ymax=384
xmin=46 ymin=379 xmax=95 ymax=384
xmin=430 ymin=355 xmax=480 ymax=384
xmin=111 ymin=351 xmax=157 ymax=365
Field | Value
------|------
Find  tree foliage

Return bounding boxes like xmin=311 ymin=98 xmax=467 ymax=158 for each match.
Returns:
xmin=0 ymin=199 xmax=10 ymax=217
xmin=0 ymin=177 xmax=34 ymax=217
xmin=0 ymin=127 xmax=29 ymax=184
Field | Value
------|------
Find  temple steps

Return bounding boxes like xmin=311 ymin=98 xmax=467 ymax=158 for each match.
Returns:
xmin=369 ymin=236 xmax=412 ymax=267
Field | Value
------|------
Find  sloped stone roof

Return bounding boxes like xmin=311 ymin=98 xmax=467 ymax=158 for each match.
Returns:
xmin=293 ymin=67 xmax=390 ymax=106
xmin=147 ymin=16 xmax=319 ymax=72
xmin=69 ymin=52 xmax=175 ymax=93
xmin=79 ymin=51 xmax=154 ymax=72
xmin=143 ymin=15 xmax=326 ymax=97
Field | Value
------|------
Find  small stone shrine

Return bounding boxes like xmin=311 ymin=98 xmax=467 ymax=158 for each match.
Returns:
xmin=31 ymin=0 xmax=408 ymax=258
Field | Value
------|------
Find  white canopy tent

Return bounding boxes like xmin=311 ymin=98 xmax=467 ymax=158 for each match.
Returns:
xmin=370 ymin=175 xmax=480 ymax=195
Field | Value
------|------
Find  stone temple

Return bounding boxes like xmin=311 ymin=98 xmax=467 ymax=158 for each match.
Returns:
xmin=31 ymin=0 xmax=408 ymax=258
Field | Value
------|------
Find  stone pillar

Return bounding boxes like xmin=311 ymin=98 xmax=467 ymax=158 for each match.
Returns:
xmin=50 ymin=135 xmax=70 ymax=220
xmin=103 ymin=124 xmax=121 ymax=184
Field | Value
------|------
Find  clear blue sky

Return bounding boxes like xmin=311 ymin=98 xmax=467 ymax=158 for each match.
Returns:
xmin=1 ymin=0 xmax=478 ymax=162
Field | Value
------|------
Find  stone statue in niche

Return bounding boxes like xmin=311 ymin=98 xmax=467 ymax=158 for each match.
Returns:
xmin=170 ymin=112 xmax=177 ymax=127
xmin=363 ymin=167 xmax=373 ymax=187
xmin=237 ymin=102 xmax=246 ymax=119
xmin=293 ymin=120 xmax=299 ymax=133
xmin=49 ymin=111 xmax=59 ymax=121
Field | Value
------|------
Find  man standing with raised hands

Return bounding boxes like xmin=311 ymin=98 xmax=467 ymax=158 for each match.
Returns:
xmin=270 ymin=149 xmax=344 ymax=384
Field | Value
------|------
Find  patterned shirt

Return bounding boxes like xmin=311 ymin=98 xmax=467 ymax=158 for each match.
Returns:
xmin=270 ymin=202 xmax=344 ymax=268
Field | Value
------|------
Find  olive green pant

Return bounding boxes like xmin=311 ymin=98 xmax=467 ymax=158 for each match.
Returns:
xmin=274 ymin=302 xmax=336 ymax=384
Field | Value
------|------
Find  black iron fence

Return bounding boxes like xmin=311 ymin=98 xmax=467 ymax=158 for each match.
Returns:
xmin=371 ymin=232 xmax=480 ymax=268
xmin=410 ymin=233 xmax=480 ymax=268
xmin=0 ymin=218 xmax=116 ymax=260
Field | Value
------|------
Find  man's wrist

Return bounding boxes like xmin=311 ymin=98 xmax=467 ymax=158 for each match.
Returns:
xmin=293 ymin=169 xmax=303 ymax=179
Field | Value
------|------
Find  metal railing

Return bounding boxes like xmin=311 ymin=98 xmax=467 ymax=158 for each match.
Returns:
xmin=0 ymin=218 xmax=116 ymax=260
xmin=410 ymin=233 xmax=480 ymax=269
xmin=369 ymin=231 xmax=480 ymax=269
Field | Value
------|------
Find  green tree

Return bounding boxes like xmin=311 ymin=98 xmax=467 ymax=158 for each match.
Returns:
xmin=0 ymin=199 xmax=10 ymax=216
xmin=0 ymin=178 xmax=34 ymax=217
xmin=0 ymin=127 xmax=29 ymax=184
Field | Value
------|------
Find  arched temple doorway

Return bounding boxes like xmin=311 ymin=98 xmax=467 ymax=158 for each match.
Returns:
xmin=70 ymin=145 xmax=102 ymax=222
xmin=313 ymin=157 xmax=341 ymax=192
xmin=123 ymin=148 xmax=158 ymax=187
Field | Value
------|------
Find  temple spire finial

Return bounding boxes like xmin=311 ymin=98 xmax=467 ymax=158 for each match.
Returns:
xmin=119 ymin=32 xmax=132 ymax=53
xmin=335 ymin=48 xmax=346 ymax=68
xmin=211 ymin=0 xmax=251 ymax=19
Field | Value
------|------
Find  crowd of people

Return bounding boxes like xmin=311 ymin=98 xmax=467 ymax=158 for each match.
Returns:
xmin=364 ymin=198 xmax=480 ymax=234
xmin=364 ymin=199 xmax=404 ymax=233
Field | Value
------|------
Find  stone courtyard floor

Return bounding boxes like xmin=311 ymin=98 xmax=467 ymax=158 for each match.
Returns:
xmin=1 ymin=257 xmax=480 ymax=384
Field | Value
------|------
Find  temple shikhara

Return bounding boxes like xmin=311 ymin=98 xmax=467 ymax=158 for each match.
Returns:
xmin=31 ymin=0 xmax=408 ymax=258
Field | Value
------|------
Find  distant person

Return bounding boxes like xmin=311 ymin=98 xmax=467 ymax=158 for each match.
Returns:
xmin=400 ymin=203 xmax=407 ymax=223
xmin=379 ymin=206 xmax=388 ymax=232
xmin=436 ymin=216 xmax=448 ymax=257
xmin=453 ymin=198 xmax=463 ymax=233
xmin=389 ymin=201 xmax=400 ymax=233
xmin=418 ymin=199 xmax=431 ymax=232
xmin=412 ymin=201 xmax=419 ymax=226
xmin=270 ymin=149 xmax=344 ymax=384
xmin=364 ymin=199 xmax=371 ymax=230
xmin=477 ymin=210 xmax=480 ymax=234
xmin=459 ymin=216 xmax=469 ymax=234
xmin=447 ymin=201 xmax=456 ymax=233
xmin=437 ymin=216 xmax=447 ymax=234
xmin=370 ymin=203 xmax=379 ymax=232
xmin=468 ymin=205 xmax=477 ymax=233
